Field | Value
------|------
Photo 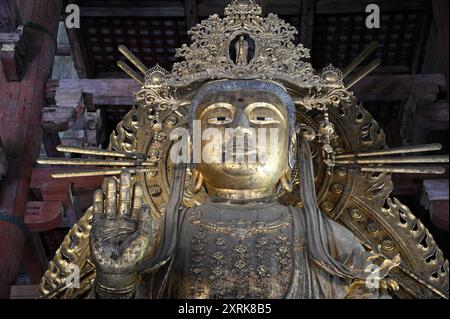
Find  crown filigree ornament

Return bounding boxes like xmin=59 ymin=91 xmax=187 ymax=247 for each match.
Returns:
xmin=144 ymin=64 xmax=170 ymax=88
xmin=167 ymin=0 xmax=321 ymax=88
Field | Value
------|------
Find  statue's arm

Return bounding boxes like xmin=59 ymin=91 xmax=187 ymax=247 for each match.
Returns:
xmin=324 ymin=219 xmax=400 ymax=298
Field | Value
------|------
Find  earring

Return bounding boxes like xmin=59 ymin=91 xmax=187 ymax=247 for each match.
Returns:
xmin=189 ymin=169 xmax=204 ymax=194
xmin=280 ymin=169 xmax=293 ymax=193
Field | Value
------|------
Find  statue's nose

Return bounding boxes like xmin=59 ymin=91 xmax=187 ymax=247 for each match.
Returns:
xmin=232 ymin=109 xmax=251 ymax=131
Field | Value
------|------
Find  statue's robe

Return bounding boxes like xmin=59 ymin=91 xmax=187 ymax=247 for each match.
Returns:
xmin=137 ymin=200 xmax=372 ymax=299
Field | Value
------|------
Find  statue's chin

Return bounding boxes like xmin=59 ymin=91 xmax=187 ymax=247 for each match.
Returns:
xmin=222 ymin=166 xmax=256 ymax=176
xmin=219 ymin=161 xmax=276 ymax=177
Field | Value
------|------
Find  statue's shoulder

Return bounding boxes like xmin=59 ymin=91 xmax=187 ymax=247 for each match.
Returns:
xmin=288 ymin=205 xmax=363 ymax=250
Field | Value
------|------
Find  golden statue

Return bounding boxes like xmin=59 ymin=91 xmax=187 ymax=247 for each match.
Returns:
xmin=38 ymin=1 xmax=448 ymax=299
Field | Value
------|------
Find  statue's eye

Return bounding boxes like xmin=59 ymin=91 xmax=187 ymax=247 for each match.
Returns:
xmin=250 ymin=116 xmax=278 ymax=124
xmin=207 ymin=116 xmax=232 ymax=125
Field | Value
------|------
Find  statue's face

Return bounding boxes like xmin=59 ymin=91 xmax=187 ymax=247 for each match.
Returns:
xmin=194 ymin=90 xmax=290 ymax=200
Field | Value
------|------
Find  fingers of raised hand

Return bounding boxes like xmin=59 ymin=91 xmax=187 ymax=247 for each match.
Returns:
xmin=118 ymin=170 xmax=132 ymax=217
xmin=94 ymin=170 xmax=144 ymax=222
xmin=105 ymin=177 xmax=117 ymax=217
xmin=131 ymin=182 xmax=144 ymax=219
xmin=93 ymin=189 xmax=104 ymax=215
xmin=138 ymin=205 xmax=153 ymax=234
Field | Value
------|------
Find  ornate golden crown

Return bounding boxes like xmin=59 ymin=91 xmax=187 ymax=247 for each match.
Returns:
xmin=166 ymin=0 xmax=321 ymax=88
xmin=111 ymin=0 xmax=375 ymax=173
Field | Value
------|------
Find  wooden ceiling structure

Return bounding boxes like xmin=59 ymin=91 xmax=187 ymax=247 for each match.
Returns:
xmin=70 ymin=0 xmax=434 ymax=77
xmin=0 ymin=0 xmax=448 ymax=298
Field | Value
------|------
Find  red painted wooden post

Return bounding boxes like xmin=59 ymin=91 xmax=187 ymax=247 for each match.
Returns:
xmin=0 ymin=0 xmax=62 ymax=298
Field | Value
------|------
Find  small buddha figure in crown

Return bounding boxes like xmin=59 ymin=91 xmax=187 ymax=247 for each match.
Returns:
xmin=235 ymin=35 xmax=249 ymax=66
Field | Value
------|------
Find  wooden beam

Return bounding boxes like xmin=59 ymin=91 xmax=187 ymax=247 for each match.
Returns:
xmin=351 ymin=74 xmax=447 ymax=102
xmin=421 ymin=179 xmax=449 ymax=231
xmin=29 ymin=167 xmax=103 ymax=228
xmin=197 ymin=0 xmax=301 ymax=16
xmin=46 ymin=78 xmax=141 ymax=105
xmin=65 ymin=25 xmax=95 ymax=79
xmin=31 ymin=167 xmax=103 ymax=197
xmin=184 ymin=0 xmax=198 ymax=30
xmin=25 ymin=201 xmax=63 ymax=232
xmin=431 ymin=0 xmax=449 ymax=97
xmin=80 ymin=6 xmax=186 ymax=17
xmin=0 ymin=0 xmax=63 ymax=299
xmin=299 ymin=0 xmax=316 ymax=50
xmin=56 ymin=45 xmax=71 ymax=56
xmin=392 ymin=167 xmax=449 ymax=196
xmin=315 ymin=0 xmax=427 ymax=14
xmin=41 ymin=89 xmax=84 ymax=131
xmin=71 ymin=0 xmax=428 ymax=18
xmin=45 ymin=74 xmax=447 ymax=106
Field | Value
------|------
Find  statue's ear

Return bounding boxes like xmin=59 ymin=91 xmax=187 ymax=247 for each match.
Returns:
xmin=281 ymin=127 xmax=295 ymax=193
xmin=288 ymin=126 xmax=299 ymax=170
xmin=297 ymin=124 xmax=317 ymax=142
xmin=279 ymin=169 xmax=293 ymax=193
xmin=189 ymin=169 xmax=204 ymax=194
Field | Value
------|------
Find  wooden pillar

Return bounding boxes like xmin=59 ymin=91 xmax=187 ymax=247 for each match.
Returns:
xmin=0 ymin=0 xmax=62 ymax=298
xmin=432 ymin=0 xmax=449 ymax=98
xmin=184 ymin=0 xmax=198 ymax=30
xmin=299 ymin=0 xmax=316 ymax=50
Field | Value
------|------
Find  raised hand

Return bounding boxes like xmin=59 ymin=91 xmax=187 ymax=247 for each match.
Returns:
xmin=90 ymin=170 xmax=155 ymax=297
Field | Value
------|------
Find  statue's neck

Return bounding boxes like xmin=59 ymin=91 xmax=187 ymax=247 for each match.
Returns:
xmin=207 ymin=195 xmax=277 ymax=207
xmin=206 ymin=187 xmax=277 ymax=204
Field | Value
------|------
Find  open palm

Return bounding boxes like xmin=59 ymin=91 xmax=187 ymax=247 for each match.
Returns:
xmin=90 ymin=170 xmax=154 ymax=275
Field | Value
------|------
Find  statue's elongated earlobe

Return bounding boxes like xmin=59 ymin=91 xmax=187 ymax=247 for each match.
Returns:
xmin=189 ymin=170 xmax=204 ymax=194
xmin=280 ymin=169 xmax=293 ymax=193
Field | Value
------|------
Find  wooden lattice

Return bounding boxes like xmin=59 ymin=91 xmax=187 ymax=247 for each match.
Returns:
xmin=312 ymin=10 xmax=428 ymax=72
xmin=81 ymin=17 xmax=189 ymax=74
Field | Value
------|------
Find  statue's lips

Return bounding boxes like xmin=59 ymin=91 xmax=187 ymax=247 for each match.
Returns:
xmin=221 ymin=162 xmax=260 ymax=176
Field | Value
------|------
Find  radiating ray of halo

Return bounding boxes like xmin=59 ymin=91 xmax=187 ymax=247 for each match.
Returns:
xmin=336 ymin=143 xmax=443 ymax=159
xmin=56 ymin=145 xmax=147 ymax=160
xmin=345 ymin=58 xmax=382 ymax=89
xmin=51 ymin=168 xmax=155 ymax=179
xmin=343 ymin=41 xmax=379 ymax=77
xmin=117 ymin=61 xmax=144 ymax=85
xmin=37 ymin=158 xmax=155 ymax=166
xmin=351 ymin=166 xmax=446 ymax=174
xmin=118 ymin=45 xmax=148 ymax=74
xmin=335 ymin=155 xmax=449 ymax=165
